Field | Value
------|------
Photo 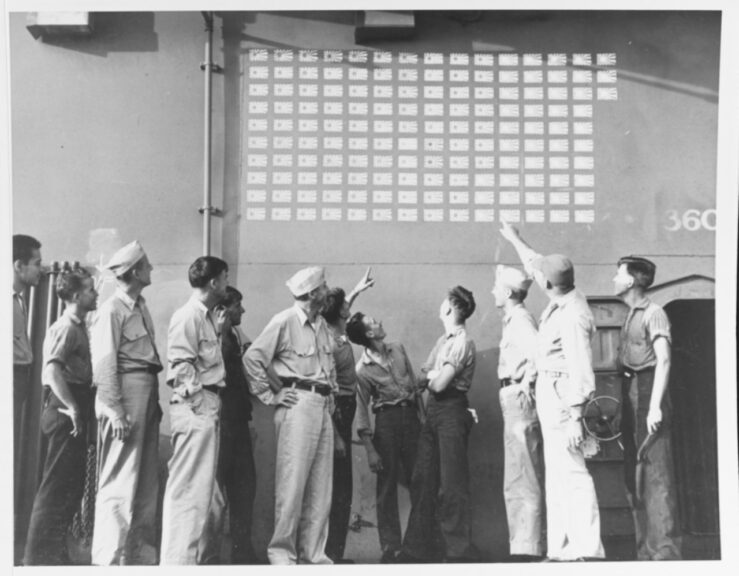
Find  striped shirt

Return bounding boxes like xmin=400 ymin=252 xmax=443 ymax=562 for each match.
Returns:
xmin=618 ymin=298 xmax=671 ymax=371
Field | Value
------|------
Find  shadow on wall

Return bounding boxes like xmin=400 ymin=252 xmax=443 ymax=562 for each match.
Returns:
xmin=29 ymin=12 xmax=158 ymax=56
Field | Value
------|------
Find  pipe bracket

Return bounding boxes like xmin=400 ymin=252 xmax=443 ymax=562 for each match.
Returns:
xmin=200 ymin=62 xmax=224 ymax=73
xmin=198 ymin=206 xmax=223 ymax=217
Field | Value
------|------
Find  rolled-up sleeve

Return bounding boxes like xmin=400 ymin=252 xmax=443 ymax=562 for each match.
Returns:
xmin=560 ymin=310 xmax=595 ymax=406
xmin=167 ymin=312 xmax=202 ymax=398
xmin=646 ymin=306 xmax=672 ymax=345
xmin=91 ymin=308 xmax=126 ymax=420
xmin=355 ymin=369 xmax=374 ymax=437
xmin=442 ymin=337 xmax=474 ymax=376
xmin=244 ymin=317 xmax=283 ymax=405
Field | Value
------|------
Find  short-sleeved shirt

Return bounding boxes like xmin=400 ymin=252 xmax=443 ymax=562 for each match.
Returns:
xmin=91 ymin=288 xmax=162 ymax=419
xmin=43 ymin=309 xmax=92 ymax=388
xmin=618 ymin=298 xmax=671 ymax=372
xmin=244 ymin=303 xmax=337 ymax=405
xmin=355 ymin=342 xmax=418 ymax=436
xmin=13 ymin=292 xmax=33 ymax=365
xmin=332 ymin=333 xmax=358 ymax=397
xmin=424 ymin=327 xmax=476 ymax=393
xmin=498 ymin=304 xmax=538 ymax=383
xmin=167 ymin=295 xmax=226 ymax=399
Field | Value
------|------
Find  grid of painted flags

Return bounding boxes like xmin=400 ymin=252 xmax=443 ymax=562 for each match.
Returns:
xmin=241 ymin=49 xmax=618 ymax=223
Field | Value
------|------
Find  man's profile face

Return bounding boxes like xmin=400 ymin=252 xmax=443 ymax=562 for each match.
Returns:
xmin=226 ymin=299 xmax=245 ymax=327
xmin=612 ymin=263 xmax=633 ymax=296
xmin=17 ymin=248 xmax=43 ymax=287
xmin=362 ymin=315 xmax=385 ymax=340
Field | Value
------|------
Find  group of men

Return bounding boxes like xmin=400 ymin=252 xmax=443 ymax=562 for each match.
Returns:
xmin=12 ymin=221 xmax=682 ymax=565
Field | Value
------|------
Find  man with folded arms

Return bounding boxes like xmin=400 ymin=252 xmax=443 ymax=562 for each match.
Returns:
xmin=500 ymin=221 xmax=604 ymax=561
xmin=244 ymin=266 xmax=337 ymax=565
xmin=492 ymin=265 xmax=545 ymax=561
xmin=345 ymin=312 xmax=423 ymax=563
xmin=91 ymin=241 xmax=162 ymax=565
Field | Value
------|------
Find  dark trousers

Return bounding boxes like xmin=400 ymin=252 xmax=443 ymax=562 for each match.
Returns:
xmin=14 ymin=364 xmax=31 ymax=538
xmin=218 ymin=417 xmax=257 ymax=564
xmin=622 ymin=369 xmax=682 ymax=560
xmin=24 ymin=387 xmax=93 ymax=565
xmin=402 ymin=394 xmax=474 ymax=561
xmin=373 ymin=404 xmax=421 ymax=554
xmin=326 ymin=394 xmax=357 ymax=560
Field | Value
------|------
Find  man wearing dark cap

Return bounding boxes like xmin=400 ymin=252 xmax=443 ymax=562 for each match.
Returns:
xmin=613 ymin=256 xmax=682 ymax=560
xmin=244 ymin=266 xmax=337 ymax=564
xmin=91 ymin=240 xmax=163 ymax=565
xmin=500 ymin=222 xmax=604 ymax=561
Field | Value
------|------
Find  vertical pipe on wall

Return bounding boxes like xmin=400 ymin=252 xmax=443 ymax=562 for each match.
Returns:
xmin=202 ymin=11 xmax=214 ymax=256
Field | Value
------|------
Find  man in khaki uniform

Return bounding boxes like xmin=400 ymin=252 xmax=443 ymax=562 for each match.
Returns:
xmin=91 ymin=241 xmax=163 ymax=565
xmin=500 ymin=222 xmax=604 ymax=561
xmin=244 ymin=266 xmax=336 ymax=565
xmin=492 ymin=265 xmax=545 ymax=561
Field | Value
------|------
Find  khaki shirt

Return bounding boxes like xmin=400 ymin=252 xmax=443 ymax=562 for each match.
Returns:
xmin=244 ymin=303 xmax=337 ymax=405
xmin=498 ymin=303 xmax=538 ymax=384
xmin=43 ymin=308 xmax=92 ymax=388
xmin=425 ymin=327 xmax=476 ymax=393
xmin=355 ymin=342 xmax=418 ymax=436
xmin=520 ymin=247 xmax=596 ymax=406
xmin=618 ymin=298 xmax=671 ymax=371
xmin=13 ymin=292 xmax=33 ymax=365
xmin=91 ymin=288 xmax=162 ymax=420
xmin=167 ymin=295 xmax=226 ymax=400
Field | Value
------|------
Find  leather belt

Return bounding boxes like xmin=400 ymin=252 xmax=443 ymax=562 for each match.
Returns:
xmin=284 ymin=381 xmax=332 ymax=397
xmin=373 ymin=399 xmax=414 ymax=414
xmin=124 ymin=365 xmax=161 ymax=375
xmin=202 ymin=384 xmax=223 ymax=395
xmin=622 ymin=366 xmax=656 ymax=379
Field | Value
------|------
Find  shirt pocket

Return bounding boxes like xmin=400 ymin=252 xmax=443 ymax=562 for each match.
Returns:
xmin=198 ymin=336 xmax=221 ymax=369
xmin=122 ymin=317 xmax=151 ymax=357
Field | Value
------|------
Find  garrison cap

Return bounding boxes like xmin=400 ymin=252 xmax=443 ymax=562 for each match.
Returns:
xmin=532 ymin=253 xmax=574 ymax=288
xmin=286 ymin=266 xmax=325 ymax=297
xmin=618 ymin=255 xmax=657 ymax=287
xmin=494 ymin=265 xmax=533 ymax=293
xmin=105 ymin=240 xmax=146 ymax=276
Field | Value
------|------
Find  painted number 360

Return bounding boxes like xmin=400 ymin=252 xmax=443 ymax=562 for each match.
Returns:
xmin=665 ymin=209 xmax=717 ymax=232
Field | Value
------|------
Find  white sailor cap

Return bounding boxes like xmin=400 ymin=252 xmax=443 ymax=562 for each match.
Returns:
xmin=286 ymin=266 xmax=325 ymax=297
xmin=494 ymin=265 xmax=533 ymax=293
xmin=105 ymin=240 xmax=146 ymax=276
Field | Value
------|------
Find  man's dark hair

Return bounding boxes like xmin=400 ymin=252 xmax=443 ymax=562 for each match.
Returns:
xmin=188 ymin=256 xmax=228 ymax=288
xmin=509 ymin=288 xmax=528 ymax=303
xmin=56 ymin=268 xmax=92 ymax=302
xmin=222 ymin=285 xmax=243 ymax=307
xmin=618 ymin=256 xmax=656 ymax=289
xmin=448 ymin=285 xmax=476 ymax=323
xmin=321 ymin=287 xmax=346 ymax=324
xmin=346 ymin=311 xmax=371 ymax=348
xmin=13 ymin=234 xmax=41 ymax=264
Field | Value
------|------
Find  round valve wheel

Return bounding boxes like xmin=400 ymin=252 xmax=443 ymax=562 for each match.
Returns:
xmin=582 ymin=395 xmax=622 ymax=442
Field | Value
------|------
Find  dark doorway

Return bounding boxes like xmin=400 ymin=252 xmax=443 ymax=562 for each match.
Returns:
xmin=665 ymin=299 xmax=720 ymax=559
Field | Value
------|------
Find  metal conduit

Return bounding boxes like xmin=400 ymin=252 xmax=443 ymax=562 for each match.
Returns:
xmin=201 ymin=11 xmax=214 ymax=256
